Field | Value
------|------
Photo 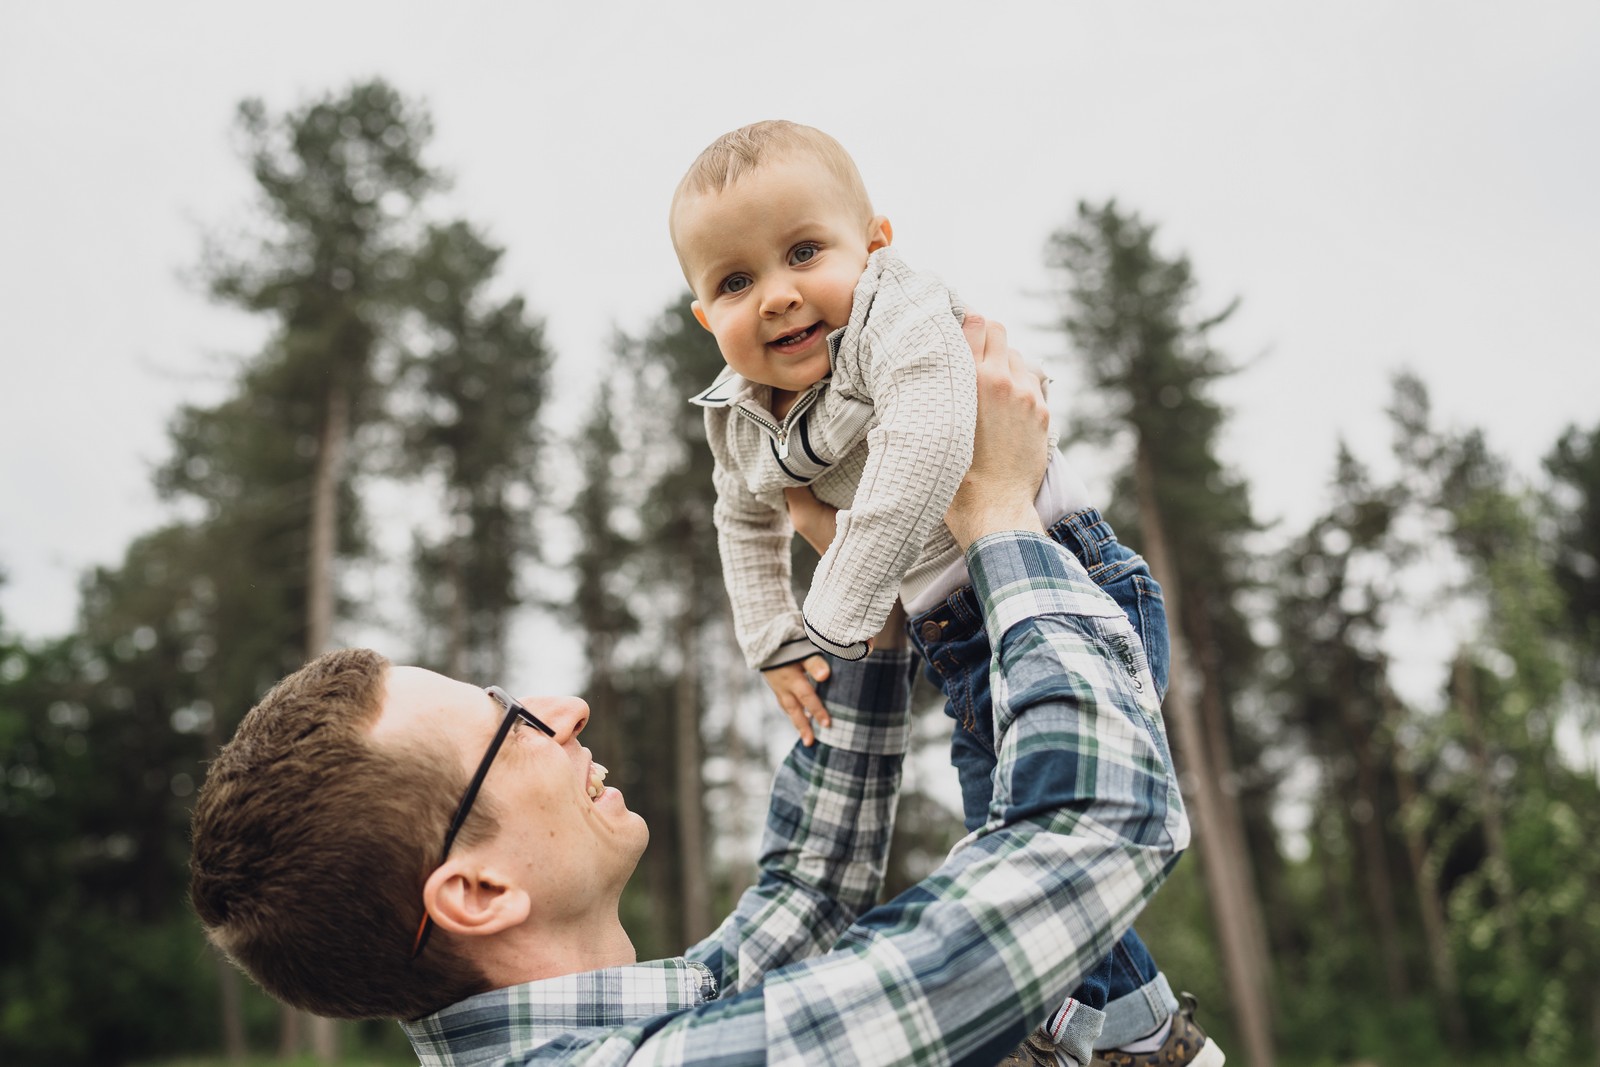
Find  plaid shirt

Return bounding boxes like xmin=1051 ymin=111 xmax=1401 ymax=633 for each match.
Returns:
xmin=403 ymin=531 xmax=1188 ymax=1066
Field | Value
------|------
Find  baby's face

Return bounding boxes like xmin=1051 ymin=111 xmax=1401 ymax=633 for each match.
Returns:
xmin=676 ymin=154 xmax=889 ymax=399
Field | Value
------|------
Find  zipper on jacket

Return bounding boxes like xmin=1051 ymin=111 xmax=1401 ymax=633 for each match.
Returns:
xmin=734 ymin=383 xmax=824 ymax=460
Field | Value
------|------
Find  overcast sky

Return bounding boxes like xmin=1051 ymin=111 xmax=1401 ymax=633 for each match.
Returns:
xmin=2 ymin=1 xmax=1597 ymax=699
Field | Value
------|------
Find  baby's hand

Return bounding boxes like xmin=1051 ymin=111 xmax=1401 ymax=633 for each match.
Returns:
xmin=762 ymin=655 xmax=832 ymax=746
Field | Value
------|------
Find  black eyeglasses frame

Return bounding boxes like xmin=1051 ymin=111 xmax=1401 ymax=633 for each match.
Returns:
xmin=410 ymin=685 xmax=555 ymax=960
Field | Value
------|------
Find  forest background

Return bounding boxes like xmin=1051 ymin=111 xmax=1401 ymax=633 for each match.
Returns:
xmin=2 ymin=4 xmax=1598 ymax=1066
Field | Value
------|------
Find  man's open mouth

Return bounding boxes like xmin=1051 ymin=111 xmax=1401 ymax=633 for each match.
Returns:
xmin=586 ymin=762 xmax=608 ymax=800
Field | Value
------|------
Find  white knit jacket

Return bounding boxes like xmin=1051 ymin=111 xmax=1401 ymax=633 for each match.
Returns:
xmin=690 ymin=248 xmax=976 ymax=669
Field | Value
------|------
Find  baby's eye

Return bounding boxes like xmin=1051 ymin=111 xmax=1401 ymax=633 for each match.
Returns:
xmin=719 ymin=274 xmax=752 ymax=296
xmin=789 ymin=243 xmax=819 ymax=266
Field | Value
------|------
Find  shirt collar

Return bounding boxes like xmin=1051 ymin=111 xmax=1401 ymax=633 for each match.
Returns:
xmin=403 ymin=958 xmax=717 ymax=1066
xmin=688 ymin=367 xmax=753 ymax=408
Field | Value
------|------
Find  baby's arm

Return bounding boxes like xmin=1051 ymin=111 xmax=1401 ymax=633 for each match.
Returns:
xmin=707 ymin=414 xmax=810 ymax=661
xmin=760 ymin=484 xmax=852 ymax=745
xmin=706 ymin=411 xmax=839 ymax=744
xmin=803 ymin=279 xmax=978 ymax=658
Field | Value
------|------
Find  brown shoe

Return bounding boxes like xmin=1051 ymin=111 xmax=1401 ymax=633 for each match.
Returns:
xmin=995 ymin=1025 xmax=1062 ymax=1067
xmin=1092 ymin=993 xmax=1225 ymax=1067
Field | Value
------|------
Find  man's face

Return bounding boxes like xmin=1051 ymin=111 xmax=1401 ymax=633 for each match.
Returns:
xmin=371 ymin=667 xmax=648 ymax=917
xmin=676 ymin=154 xmax=890 ymax=402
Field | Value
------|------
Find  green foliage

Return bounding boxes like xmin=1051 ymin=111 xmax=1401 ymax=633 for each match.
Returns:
xmin=1264 ymin=380 xmax=1600 ymax=1062
xmin=402 ymin=221 xmax=552 ymax=678
xmin=0 ymin=543 xmax=220 ymax=1064
xmin=1545 ymin=422 xmax=1600 ymax=692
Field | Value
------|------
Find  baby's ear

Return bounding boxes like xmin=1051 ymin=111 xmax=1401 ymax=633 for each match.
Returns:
xmin=691 ymin=300 xmax=712 ymax=332
xmin=867 ymin=216 xmax=893 ymax=252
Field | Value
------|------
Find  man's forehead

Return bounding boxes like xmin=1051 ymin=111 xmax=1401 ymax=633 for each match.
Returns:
xmin=369 ymin=666 xmax=492 ymax=746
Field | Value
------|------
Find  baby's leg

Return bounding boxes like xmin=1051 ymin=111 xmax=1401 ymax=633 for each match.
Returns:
xmin=1045 ymin=507 xmax=1170 ymax=700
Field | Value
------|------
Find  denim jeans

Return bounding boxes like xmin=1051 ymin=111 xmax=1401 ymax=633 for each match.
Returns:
xmin=907 ymin=508 xmax=1178 ymax=1042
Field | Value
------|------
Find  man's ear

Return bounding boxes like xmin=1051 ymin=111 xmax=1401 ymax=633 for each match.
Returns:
xmin=691 ymin=300 xmax=712 ymax=332
xmin=867 ymin=215 xmax=893 ymax=252
xmin=423 ymin=857 xmax=530 ymax=940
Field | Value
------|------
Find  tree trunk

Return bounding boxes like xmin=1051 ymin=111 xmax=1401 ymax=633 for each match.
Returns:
xmin=1383 ymin=685 xmax=1467 ymax=1050
xmin=306 ymin=380 xmax=346 ymax=661
xmin=277 ymin=1005 xmax=302 ymax=1058
xmin=1189 ymin=601 xmax=1277 ymax=1010
xmin=720 ymin=647 xmax=756 ymax=903
xmin=1453 ymin=655 xmax=1524 ymax=968
xmin=213 ymin=934 xmax=247 ymax=1060
xmin=1134 ymin=444 xmax=1276 ymax=1067
xmin=674 ymin=610 xmax=713 ymax=943
xmin=1334 ymin=684 xmax=1409 ymax=1001
xmin=298 ymin=379 xmax=349 ymax=1061
xmin=446 ymin=504 xmax=468 ymax=678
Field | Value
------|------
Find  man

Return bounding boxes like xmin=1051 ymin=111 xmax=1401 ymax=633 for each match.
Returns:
xmin=189 ymin=316 xmax=1188 ymax=1066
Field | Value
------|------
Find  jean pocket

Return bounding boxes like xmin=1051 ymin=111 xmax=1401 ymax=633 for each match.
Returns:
xmin=1130 ymin=573 xmax=1170 ymax=700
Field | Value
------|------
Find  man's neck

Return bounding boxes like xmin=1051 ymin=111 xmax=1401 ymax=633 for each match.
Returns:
xmin=478 ymin=910 xmax=638 ymax=989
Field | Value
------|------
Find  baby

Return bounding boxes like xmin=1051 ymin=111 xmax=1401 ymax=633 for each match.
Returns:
xmin=669 ymin=120 xmax=1221 ymax=1067
xmin=673 ymin=120 xmax=1118 ymax=732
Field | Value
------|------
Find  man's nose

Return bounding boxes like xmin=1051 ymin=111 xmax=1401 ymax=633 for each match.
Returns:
xmin=521 ymin=694 xmax=589 ymax=740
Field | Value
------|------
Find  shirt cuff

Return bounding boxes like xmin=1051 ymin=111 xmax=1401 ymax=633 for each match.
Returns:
xmin=802 ymin=617 xmax=870 ymax=661
xmin=760 ymin=636 xmax=826 ymax=671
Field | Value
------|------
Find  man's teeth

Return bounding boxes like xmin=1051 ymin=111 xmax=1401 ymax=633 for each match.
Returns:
xmin=586 ymin=762 xmax=609 ymax=799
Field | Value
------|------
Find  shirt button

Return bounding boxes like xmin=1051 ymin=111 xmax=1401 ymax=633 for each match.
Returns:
xmin=919 ymin=620 xmax=943 ymax=643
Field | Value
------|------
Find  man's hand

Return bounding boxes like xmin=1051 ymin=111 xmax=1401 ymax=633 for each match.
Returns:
xmin=945 ymin=315 xmax=1051 ymax=550
xmin=763 ymin=658 xmax=832 ymax=746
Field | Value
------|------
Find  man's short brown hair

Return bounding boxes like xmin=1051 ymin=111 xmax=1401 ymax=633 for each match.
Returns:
xmin=669 ymin=119 xmax=875 ymax=258
xmin=189 ymin=648 xmax=495 ymax=1020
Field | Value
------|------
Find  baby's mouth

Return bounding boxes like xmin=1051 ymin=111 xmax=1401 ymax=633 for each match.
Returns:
xmin=769 ymin=323 xmax=821 ymax=349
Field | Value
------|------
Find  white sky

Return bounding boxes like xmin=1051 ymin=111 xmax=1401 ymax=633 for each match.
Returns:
xmin=2 ymin=1 xmax=1597 ymax=703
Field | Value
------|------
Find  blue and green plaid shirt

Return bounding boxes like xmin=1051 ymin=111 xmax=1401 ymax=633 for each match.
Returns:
xmin=403 ymin=530 xmax=1188 ymax=1066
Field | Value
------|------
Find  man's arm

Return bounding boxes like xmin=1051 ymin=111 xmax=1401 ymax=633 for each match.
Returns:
xmin=528 ymin=532 xmax=1183 ymax=1067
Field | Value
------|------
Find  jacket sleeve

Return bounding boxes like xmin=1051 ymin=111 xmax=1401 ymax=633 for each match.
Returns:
xmin=800 ymin=271 xmax=976 ymax=659
xmin=705 ymin=407 xmax=816 ymax=670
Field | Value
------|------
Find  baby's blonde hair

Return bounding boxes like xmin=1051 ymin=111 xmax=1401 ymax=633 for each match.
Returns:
xmin=669 ymin=120 xmax=874 ymax=260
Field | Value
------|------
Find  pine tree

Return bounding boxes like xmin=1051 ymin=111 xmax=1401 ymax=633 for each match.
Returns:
xmin=401 ymin=220 xmax=552 ymax=679
xmin=1047 ymin=200 xmax=1276 ymax=1066
xmin=178 ymin=77 xmax=442 ymax=1058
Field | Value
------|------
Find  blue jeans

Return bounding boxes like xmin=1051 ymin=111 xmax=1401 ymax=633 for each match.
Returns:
xmin=907 ymin=508 xmax=1178 ymax=1043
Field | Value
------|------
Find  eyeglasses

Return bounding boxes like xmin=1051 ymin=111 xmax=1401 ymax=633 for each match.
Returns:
xmin=410 ymin=685 xmax=556 ymax=960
